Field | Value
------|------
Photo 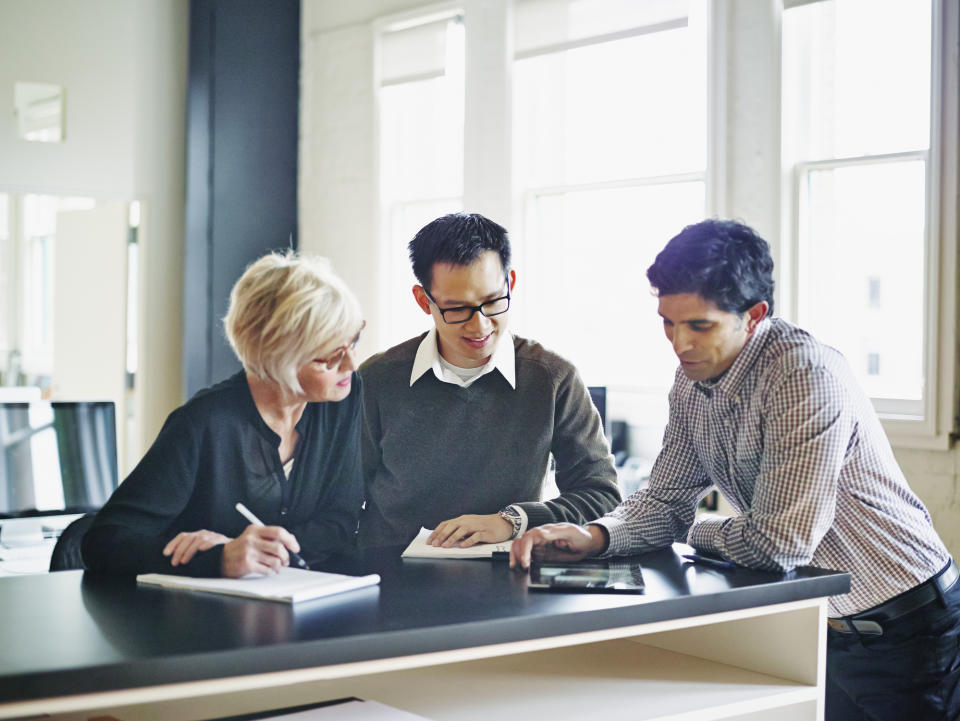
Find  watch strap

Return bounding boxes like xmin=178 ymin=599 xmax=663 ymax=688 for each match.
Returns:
xmin=498 ymin=506 xmax=523 ymax=539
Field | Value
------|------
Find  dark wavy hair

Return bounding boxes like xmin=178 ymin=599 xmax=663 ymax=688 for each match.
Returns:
xmin=646 ymin=219 xmax=775 ymax=315
xmin=408 ymin=213 xmax=511 ymax=292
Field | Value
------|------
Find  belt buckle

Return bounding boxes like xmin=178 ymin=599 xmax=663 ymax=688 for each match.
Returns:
xmin=827 ymin=618 xmax=852 ymax=633
xmin=827 ymin=618 xmax=883 ymax=635
xmin=938 ymin=559 xmax=959 ymax=593
xmin=851 ymin=619 xmax=883 ymax=635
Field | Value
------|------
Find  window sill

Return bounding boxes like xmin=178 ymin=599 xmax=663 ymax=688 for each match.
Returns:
xmin=883 ymin=419 xmax=955 ymax=452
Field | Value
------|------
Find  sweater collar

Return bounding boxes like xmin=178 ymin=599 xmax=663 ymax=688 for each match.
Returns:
xmin=410 ymin=328 xmax=516 ymax=388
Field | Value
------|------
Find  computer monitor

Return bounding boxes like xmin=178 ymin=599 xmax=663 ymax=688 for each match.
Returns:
xmin=588 ymin=386 xmax=606 ymax=430
xmin=587 ymin=387 xmax=629 ymax=465
xmin=0 ymin=401 xmax=118 ymax=518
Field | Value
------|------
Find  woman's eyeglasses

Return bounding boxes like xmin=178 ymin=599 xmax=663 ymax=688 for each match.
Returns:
xmin=315 ymin=321 xmax=366 ymax=371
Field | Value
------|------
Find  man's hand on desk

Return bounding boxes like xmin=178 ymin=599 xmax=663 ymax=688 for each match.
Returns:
xmin=427 ymin=514 xmax=513 ymax=548
xmin=509 ymin=523 xmax=608 ymax=570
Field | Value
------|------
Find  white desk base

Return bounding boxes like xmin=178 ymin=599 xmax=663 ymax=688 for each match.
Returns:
xmin=23 ymin=597 xmax=827 ymax=721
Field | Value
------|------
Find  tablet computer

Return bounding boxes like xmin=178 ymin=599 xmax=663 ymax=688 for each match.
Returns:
xmin=528 ymin=561 xmax=645 ymax=594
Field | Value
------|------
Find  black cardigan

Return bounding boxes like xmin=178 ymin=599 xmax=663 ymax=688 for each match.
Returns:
xmin=82 ymin=372 xmax=364 ymax=576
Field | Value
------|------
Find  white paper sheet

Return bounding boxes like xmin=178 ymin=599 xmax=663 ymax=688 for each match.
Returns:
xmin=400 ymin=527 xmax=512 ymax=559
xmin=137 ymin=567 xmax=380 ymax=603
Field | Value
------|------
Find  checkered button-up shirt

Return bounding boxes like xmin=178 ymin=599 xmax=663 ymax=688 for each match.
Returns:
xmin=593 ymin=318 xmax=949 ymax=616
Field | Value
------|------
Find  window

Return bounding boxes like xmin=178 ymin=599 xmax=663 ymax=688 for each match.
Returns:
xmin=377 ymin=11 xmax=465 ymax=348
xmin=0 ymin=194 xmax=96 ymax=384
xmin=783 ymin=0 xmax=937 ymax=422
xmin=867 ymin=277 xmax=881 ymax=308
xmin=372 ymin=0 xmax=710 ymax=464
xmin=513 ymin=0 xmax=707 ymax=401
xmin=361 ymin=0 xmax=956 ymax=453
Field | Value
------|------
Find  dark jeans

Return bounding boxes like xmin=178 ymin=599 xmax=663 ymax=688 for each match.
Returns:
xmin=826 ymin=576 xmax=960 ymax=720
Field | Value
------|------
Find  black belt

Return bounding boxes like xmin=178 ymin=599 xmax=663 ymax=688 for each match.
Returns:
xmin=828 ymin=558 xmax=959 ymax=636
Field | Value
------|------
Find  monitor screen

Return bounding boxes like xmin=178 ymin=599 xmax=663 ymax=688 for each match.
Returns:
xmin=588 ymin=386 xmax=606 ymax=430
xmin=0 ymin=401 xmax=118 ymax=518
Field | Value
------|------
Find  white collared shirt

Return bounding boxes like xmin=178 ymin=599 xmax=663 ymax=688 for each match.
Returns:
xmin=409 ymin=328 xmax=517 ymax=389
xmin=408 ymin=327 xmax=527 ymax=537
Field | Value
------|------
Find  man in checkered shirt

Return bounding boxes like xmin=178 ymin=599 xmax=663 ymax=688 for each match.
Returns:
xmin=511 ymin=219 xmax=960 ymax=720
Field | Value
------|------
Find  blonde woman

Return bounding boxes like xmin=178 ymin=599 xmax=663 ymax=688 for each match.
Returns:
xmin=83 ymin=252 xmax=366 ymax=577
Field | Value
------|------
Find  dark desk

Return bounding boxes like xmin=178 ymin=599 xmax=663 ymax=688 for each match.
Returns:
xmin=0 ymin=544 xmax=848 ymax=721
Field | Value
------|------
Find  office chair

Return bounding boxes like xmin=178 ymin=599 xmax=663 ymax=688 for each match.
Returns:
xmin=49 ymin=514 xmax=96 ymax=571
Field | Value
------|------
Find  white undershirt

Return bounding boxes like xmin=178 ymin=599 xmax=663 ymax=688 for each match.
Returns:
xmin=409 ymin=327 xmax=517 ymax=389
xmin=438 ymin=356 xmax=486 ymax=385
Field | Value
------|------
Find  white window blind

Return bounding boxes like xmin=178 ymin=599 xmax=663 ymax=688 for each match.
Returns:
xmin=514 ymin=0 xmax=688 ymax=59
xmin=380 ymin=17 xmax=455 ymax=87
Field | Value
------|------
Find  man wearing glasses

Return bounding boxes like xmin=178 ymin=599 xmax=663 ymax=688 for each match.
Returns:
xmin=358 ymin=212 xmax=620 ymax=549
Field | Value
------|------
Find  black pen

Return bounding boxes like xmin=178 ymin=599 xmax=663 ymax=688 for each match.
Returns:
xmin=235 ymin=502 xmax=310 ymax=570
xmin=681 ymin=553 xmax=736 ymax=570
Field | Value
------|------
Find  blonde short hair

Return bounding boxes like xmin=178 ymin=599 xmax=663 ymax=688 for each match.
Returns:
xmin=224 ymin=251 xmax=362 ymax=397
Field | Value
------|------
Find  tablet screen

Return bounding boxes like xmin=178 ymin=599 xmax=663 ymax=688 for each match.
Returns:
xmin=528 ymin=561 xmax=645 ymax=594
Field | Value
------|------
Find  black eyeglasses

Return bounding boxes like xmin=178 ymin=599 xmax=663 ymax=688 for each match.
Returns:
xmin=315 ymin=321 xmax=366 ymax=371
xmin=423 ymin=285 xmax=511 ymax=325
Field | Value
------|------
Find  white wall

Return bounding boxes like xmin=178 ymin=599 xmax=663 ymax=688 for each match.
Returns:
xmin=299 ymin=0 xmax=960 ymax=560
xmin=0 ymin=0 xmax=188 ymax=460
xmin=895 ymin=447 xmax=960 ymax=558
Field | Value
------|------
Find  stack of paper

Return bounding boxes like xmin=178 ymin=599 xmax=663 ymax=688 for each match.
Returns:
xmin=136 ymin=567 xmax=380 ymax=604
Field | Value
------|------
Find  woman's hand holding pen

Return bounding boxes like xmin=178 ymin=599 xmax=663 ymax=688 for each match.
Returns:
xmin=162 ymin=524 xmax=302 ymax=577
xmin=220 ymin=525 xmax=302 ymax=578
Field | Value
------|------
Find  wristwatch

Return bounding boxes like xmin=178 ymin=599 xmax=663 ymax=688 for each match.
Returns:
xmin=498 ymin=506 xmax=523 ymax=539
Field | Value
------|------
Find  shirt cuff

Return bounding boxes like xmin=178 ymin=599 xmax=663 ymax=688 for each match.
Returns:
xmin=686 ymin=515 xmax=729 ymax=556
xmin=588 ymin=517 xmax=628 ymax=558
xmin=507 ymin=504 xmax=529 ymax=538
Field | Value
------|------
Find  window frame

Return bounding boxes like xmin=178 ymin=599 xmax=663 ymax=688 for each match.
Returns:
xmin=792 ymin=148 xmax=931 ymax=420
xmin=510 ymin=0 xmax=713 ymax=390
xmin=373 ymin=2 xmax=467 ymax=350
xmin=367 ymin=0 xmax=959 ymax=450
xmin=780 ymin=0 xmax=958 ymax=448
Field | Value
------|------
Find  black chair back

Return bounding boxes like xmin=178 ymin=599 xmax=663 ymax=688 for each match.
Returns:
xmin=49 ymin=514 xmax=96 ymax=571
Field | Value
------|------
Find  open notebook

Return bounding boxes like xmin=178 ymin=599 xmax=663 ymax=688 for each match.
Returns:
xmin=137 ymin=567 xmax=380 ymax=604
xmin=401 ymin=527 xmax=513 ymax=559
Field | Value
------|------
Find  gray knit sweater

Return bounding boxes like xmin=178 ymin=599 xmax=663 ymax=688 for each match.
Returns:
xmin=358 ymin=333 xmax=621 ymax=547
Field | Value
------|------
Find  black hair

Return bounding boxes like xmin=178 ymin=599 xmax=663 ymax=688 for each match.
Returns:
xmin=646 ymin=218 xmax=775 ymax=315
xmin=408 ymin=213 xmax=511 ymax=292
